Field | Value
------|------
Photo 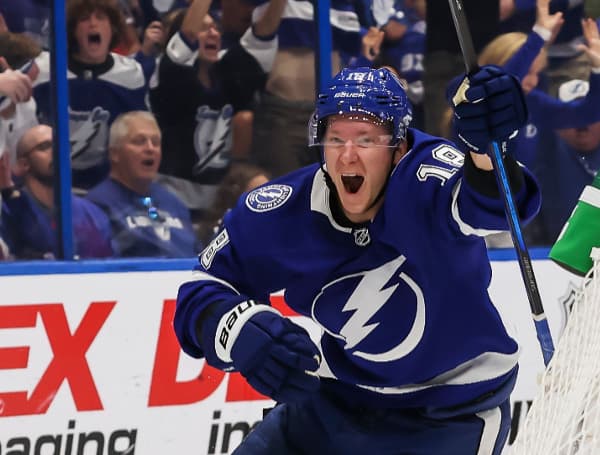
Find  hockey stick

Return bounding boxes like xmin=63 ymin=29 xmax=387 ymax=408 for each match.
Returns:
xmin=447 ymin=0 xmax=555 ymax=366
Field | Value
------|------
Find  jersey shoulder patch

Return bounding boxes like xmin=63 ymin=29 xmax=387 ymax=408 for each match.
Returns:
xmin=245 ymin=184 xmax=293 ymax=213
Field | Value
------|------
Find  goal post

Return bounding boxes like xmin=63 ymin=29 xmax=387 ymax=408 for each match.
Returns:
xmin=509 ymin=248 xmax=600 ymax=454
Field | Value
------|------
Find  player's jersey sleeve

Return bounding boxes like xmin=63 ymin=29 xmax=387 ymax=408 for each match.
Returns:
xmin=174 ymin=169 xmax=316 ymax=358
xmin=391 ymin=129 xmax=540 ymax=239
xmin=455 ymin=154 xmax=541 ymax=233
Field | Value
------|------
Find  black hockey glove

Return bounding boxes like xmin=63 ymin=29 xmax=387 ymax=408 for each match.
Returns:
xmin=447 ymin=65 xmax=528 ymax=155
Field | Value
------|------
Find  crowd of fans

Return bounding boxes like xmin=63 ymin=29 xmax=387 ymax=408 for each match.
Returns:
xmin=0 ymin=0 xmax=598 ymax=260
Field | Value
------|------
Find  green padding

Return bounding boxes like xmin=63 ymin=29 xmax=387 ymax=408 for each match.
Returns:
xmin=550 ymin=200 xmax=600 ymax=276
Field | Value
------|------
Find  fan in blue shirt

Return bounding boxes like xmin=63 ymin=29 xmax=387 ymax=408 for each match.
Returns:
xmin=86 ymin=111 xmax=199 ymax=258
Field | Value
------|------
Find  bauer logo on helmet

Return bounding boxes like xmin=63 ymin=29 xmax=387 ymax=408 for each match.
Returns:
xmin=334 ymin=92 xmax=366 ymax=98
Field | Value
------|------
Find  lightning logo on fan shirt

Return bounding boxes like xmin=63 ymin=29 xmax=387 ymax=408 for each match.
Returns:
xmin=192 ymin=104 xmax=233 ymax=175
xmin=313 ymin=255 xmax=426 ymax=363
xmin=70 ymin=119 xmax=99 ymax=158
xmin=68 ymin=107 xmax=110 ymax=169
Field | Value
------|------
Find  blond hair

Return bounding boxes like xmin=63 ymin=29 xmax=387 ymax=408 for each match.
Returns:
xmin=478 ymin=32 xmax=546 ymax=67
xmin=439 ymin=32 xmax=547 ymax=139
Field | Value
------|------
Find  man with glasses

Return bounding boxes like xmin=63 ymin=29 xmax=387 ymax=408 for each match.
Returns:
xmin=0 ymin=124 xmax=113 ymax=259
xmin=86 ymin=110 xmax=199 ymax=258
xmin=173 ymin=65 xmax=540 ymax=454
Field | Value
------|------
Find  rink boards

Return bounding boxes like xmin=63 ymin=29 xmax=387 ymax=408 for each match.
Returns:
xmin=0 ymin=254 xmax=578 ymax=454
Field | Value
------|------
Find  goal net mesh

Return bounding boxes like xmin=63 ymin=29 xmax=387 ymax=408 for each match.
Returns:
xmin=510 ymin=252 xmax=600 ymax=454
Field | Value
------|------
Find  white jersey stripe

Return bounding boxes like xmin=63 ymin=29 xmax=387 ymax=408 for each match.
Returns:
xmin=476 ymin=406 xmax=502 ymax=455
xmin=317 ymin=349 xmax=519 ymax=396
xmin=451 ymin=181 xmax=505 ymax=237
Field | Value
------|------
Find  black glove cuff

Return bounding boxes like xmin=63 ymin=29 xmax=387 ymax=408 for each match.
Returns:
xmin=194 ymin=302 xmax=221 ymax=344
xmin=463 ymin=152 xmax=524 ymax=198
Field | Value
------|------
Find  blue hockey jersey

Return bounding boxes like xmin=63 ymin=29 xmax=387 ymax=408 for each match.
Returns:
xmin=33 ymin=52 xmax=148 ymax=190
xmin=175 ymin=129 xmax=541 ymax=409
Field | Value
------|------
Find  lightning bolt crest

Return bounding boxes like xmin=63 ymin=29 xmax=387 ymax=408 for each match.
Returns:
xmin=339 ymin=256 xmax=406 ymax=350
xmin=260 ymin=189 xmax=283 ymax=198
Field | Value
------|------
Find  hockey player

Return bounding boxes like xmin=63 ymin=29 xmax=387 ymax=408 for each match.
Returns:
xmin=174 ymin=65 xmax=540 ymax=454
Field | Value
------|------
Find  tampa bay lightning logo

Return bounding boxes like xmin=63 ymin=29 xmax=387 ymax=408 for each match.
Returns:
xmin=193 ymin=104 xmax=233 ymax=174
xmin=245 ymin=185 xmax=293 ymax=213
xmin=69 ymin=106 xmax=110 ymax=169
xmin=311 ymin=256 xmax=425 ymax=362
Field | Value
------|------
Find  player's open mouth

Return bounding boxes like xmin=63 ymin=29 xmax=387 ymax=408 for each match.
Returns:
xmin=341 ymin=174 xmax=364 ymax=194
xmin=142 ymin=159 xmax=155 ymax=167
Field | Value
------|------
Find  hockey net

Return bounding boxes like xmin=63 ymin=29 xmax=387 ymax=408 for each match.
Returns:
xmin=510 ymin=248 xmax=600 ymax=454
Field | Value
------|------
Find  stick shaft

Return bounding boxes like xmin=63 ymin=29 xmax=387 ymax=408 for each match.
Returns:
xmin=447 ymin=0 xmax=555 ymax=366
